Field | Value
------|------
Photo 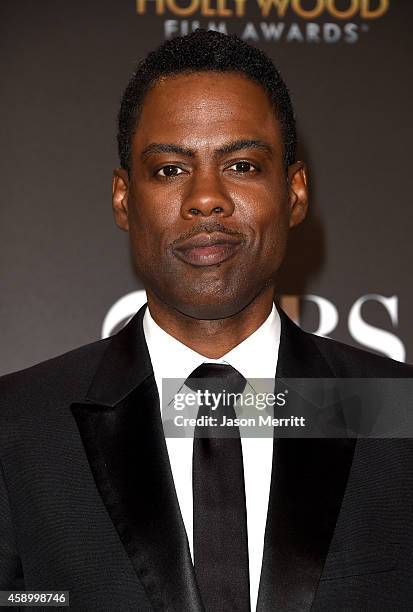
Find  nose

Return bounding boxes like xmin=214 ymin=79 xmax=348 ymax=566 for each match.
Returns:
xmin=180 ymin=170 xmax=235 ymax=219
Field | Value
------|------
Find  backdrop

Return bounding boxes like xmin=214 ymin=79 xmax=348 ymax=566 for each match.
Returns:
xmin=1 ymin=0 xmax=412 ymax=375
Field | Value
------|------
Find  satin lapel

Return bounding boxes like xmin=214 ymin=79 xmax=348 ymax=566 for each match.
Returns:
xmin=256 ymin=308 xmax=356 ymax=612
xmin=70 ymin=305 xmax=203 ymax=612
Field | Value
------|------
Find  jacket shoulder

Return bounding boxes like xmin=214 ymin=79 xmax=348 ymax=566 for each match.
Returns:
xmin=308 ymin=330 xmax=413 ymax=377
xmin=0 ymin=337 xmax=111 ymax=415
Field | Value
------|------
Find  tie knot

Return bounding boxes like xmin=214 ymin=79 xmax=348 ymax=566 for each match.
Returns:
xmin=185 ymin=363 xmax=247 ymax=396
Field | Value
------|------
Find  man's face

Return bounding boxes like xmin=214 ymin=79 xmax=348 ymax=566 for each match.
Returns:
xmin=113 ymin=72 xmax=308 ymax=319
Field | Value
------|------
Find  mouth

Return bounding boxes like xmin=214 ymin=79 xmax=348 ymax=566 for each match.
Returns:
xmin=172 ymin=232 xmax=244 ymax=267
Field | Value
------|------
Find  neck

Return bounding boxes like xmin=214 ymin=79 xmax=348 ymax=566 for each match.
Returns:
xmin=146 ymin=287 xmax=275 ymax=359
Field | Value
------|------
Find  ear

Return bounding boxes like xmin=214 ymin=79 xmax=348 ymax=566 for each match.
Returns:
xmin=112 ymin=168 xmax=130 ymax=231
xmin=287 ymin=161 xmax=309 ymax=229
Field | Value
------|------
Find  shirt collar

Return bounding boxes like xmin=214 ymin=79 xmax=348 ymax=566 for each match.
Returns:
xmin=143 ymin=303 xmax=280 ymax=409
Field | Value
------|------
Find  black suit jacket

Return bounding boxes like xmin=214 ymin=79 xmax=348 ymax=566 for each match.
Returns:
xmin=1 ymin=304 xmax=413 ymax=611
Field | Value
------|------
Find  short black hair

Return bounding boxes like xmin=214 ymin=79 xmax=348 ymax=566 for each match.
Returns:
xmin=117 ymin=29 xmax=297 ymax=172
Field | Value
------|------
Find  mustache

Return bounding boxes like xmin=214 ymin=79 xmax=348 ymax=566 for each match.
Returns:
xmin=171 ymin=221 xmax=245 ymax=247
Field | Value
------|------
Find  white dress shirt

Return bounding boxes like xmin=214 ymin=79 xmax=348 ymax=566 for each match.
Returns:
xmin=143 ymin=304 xmax=281 ymax=611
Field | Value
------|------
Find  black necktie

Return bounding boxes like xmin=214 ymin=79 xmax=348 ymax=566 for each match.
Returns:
xmin=186 ymin=363 xmax=251 ymax=612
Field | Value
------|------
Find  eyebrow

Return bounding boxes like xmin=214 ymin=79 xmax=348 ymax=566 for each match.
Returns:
xmin=140 ymin=139 xmax=274 ymax=161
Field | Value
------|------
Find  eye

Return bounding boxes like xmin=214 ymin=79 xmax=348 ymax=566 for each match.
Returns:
xmin=156 ymin=165 xmax=185 ymax=177
xmin=227 ymin=161 xmax=258 ymax=173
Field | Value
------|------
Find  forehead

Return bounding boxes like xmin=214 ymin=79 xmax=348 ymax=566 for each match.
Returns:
xmin=132 ymin=72 xmax=282 ymax=152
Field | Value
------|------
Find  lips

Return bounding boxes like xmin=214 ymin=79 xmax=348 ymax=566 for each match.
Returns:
xmin=173 ymin=232 xmax=243 ymax=267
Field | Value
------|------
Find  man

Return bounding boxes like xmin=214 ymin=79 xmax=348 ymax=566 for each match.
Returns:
xmin=1 ymin=29 xmax=413 ymax=611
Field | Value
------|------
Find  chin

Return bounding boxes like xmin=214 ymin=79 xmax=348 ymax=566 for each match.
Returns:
xmin=172 ymin=291 xmax=252 ymax=321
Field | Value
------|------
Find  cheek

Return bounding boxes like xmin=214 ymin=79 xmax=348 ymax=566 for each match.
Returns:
xmin=127 ymin=191 xmax=174 ymax=254
xmin=232 ymin=184 xmax=289 ymax=249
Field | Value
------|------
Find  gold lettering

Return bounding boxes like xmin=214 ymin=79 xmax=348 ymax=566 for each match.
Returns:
xmin=137 ymin=0 xmax=248 ymax=17
xmin=165 ymin=0 xmax=199 ymax=16
xmin=234 ymin=0 xmax=247 ymax=16
xmin=361 ymin=0 xmax=389 ymax=19
xmin=326 ymin=0 xmax=358 ymax=19
xmin=217 ymin=0 xmax=232 ymax=16
xmin=201 ymin=0 xmax=216 ymax=16
xmin=136 ymin=0 xmax=166 ymax=14
xmin=292 ymin=0 xmax=324 ymax=19
xmin=256 ymin=0 xmax=290 ymax=19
